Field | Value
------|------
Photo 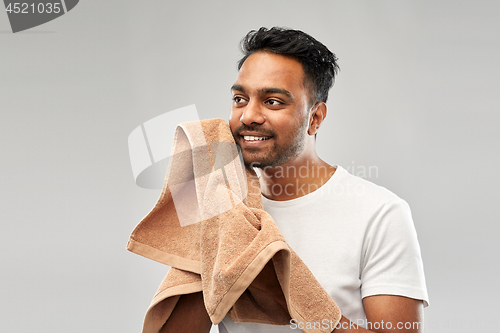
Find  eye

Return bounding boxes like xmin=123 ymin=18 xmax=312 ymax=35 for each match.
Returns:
xmin=266 ymin=99 xmax=283 ymax=106
xmin=232 ymin=96 xmax=247 ymax=105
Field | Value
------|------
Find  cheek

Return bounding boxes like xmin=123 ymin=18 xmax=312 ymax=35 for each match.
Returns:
xmin=269 ymin=114 xmax=302 ymax=133
xmin=228 ymin=109 xmax=240 ymax=131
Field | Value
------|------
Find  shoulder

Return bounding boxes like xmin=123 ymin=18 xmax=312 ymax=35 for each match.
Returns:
xmin=326 ymin=165 xmax=406 ymax=209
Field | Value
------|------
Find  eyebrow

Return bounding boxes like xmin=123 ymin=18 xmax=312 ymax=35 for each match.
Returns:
xmin=230 ymin=84 xmax=246 ymax=93
xmin=261 ymin=88 xmax=293 ymax=100
xmin=231 ymin=85 xmax=294 ymax=100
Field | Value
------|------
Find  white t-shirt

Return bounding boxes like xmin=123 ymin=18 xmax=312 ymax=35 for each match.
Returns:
xmin=219 ymin=166 xmax=429 ymax=333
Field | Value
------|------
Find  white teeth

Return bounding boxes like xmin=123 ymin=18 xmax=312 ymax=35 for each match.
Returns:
xmin=243 ymin=135 xmax=270 ymax=141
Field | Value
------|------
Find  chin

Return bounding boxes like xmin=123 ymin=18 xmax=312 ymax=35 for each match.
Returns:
xmin=242 ymin=158 xmax=261 ymax=168
xmin=242 ymin=157 xmax=265 ymax=168
xmin=241 ymin=152 xmax=280 ymax=168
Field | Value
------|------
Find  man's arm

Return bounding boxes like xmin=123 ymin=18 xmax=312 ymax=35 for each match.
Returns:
xmin=334 ymin=295 xmax=423 ymax=333
xmin=159 ymin=292 xmax=212 ymax=333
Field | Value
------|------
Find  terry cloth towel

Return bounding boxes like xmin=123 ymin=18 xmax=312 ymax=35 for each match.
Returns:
xmin=127 ymin=118 xmax=341 ymax=333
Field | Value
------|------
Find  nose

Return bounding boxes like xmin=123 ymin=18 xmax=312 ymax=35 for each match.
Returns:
xmin=240 ymin=100 xmax=265 ymax=126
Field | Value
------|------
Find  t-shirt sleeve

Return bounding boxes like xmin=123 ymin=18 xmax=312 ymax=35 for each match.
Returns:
xmin=360 ymin=199 xmax=429 ymax=306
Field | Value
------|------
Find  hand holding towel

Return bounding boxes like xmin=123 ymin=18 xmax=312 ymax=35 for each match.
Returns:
xmin=127 ymin=118 xmax=341 ymax=333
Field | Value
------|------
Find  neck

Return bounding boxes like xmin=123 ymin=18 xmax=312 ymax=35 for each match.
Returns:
xmin=258 ymin=152 xmax=336 ymax=201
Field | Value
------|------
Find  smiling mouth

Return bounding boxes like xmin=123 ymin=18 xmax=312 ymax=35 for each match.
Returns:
xmin=243 ymin=135 xmax=271 ymax=141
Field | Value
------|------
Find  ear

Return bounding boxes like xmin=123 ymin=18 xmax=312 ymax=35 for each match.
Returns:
xmin=308 ymin=102 xmax=327 ymax=136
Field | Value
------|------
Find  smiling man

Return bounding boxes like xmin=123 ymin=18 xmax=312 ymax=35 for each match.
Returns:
xmin=229 ymin=39 xmax=335 ymax=202
xmin=160 ymin=27 xmax=429 ymax=333
xmin=223 ymin=27 xmax=429 ymax=333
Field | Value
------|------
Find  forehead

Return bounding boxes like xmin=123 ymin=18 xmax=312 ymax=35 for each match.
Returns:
xmin=234 ymin=52 xmax=306 ymax=94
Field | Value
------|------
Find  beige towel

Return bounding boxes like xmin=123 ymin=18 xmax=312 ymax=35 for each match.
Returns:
xmin=127 ymin=118 xmax=341 ymax=333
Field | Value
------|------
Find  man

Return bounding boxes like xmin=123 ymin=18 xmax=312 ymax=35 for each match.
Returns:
xmin=161 ymin=27 xmax=428 ymax=333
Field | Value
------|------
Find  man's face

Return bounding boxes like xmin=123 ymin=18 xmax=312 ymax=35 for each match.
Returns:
xmin=229 ymin=51 xmax=312 ymax=167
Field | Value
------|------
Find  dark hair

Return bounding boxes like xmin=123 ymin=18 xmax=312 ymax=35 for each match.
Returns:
xmin=238 ymin=27 xmax=339 ymax=105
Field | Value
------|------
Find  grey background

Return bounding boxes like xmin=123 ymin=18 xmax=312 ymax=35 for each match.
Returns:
xmin=1 ymin=1 xmax=498 ymax=332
